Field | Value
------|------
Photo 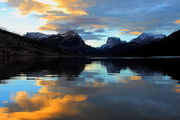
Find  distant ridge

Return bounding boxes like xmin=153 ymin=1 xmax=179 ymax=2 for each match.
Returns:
xmin=105 ymin=30 xmax=180 ymax=56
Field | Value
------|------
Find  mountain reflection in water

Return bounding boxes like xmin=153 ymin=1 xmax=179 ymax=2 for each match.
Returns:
xmin=0 ymin=57 xmax=180 ymax=120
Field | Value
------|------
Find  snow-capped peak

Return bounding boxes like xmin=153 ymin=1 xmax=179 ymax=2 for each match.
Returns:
xmin=139 ymin=33 xmax=166 ymax=40
xmin=131 ymin=33 xmax=166 ymax=44
xmin=59 ymin=30 xmax=78 ymax=37
xmin=25 ymin=32 xmax=50 ymax=40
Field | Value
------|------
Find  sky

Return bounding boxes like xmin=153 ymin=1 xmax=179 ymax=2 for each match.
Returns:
xmin=0 ymin=0 xmax=180 ymax=47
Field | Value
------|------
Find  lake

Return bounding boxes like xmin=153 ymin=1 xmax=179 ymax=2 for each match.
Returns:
xmin=0 ymin=57 xmax=180 ymax=120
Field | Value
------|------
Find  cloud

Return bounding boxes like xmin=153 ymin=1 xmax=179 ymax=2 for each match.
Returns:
xmin=94 ymin=29 xmax=106 ymax=33
xmin=81 ymin=34 xmax=107 ymax=40
xmin=1 ymin=0 xmax=107 ymax=40
xmin=3 ymin=0 xmax=90 ymax=15
xmin=0 ymin=80 xmax=88 ymax=120
xmin=4 ymin=0 xmax=51 ymax=15
xmin=175 ymin=19 xmax=180 ymax=24
xmin=1 ymin=0 xmax=180 ymax=42
xmin=38 ymin=15 xmax=106 ymax=40
xmin=0 ymin=0 xmax=7 ymax=2
xmin=120 ymin=29 xmax=130 ymax=32
xmin=0 ymin=8 xmax=7 ymax=11
xmin=130 ymin=31 xmax=142 ymax=35
xmin=53 ymin=0 xmax=90 ymax=15
xmin=39 ymin=24 xmax=58 ymax=31
xmin=120 ymin=30 xmax=142 ymax=36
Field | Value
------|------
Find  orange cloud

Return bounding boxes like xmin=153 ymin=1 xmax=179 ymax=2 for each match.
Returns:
xmin=175 ymin=89 xmax=180 ymax=93
xmin=41 ymin=15 xmax=70 ymax=22
xmin=4 ymin=0 xmax=92 ymax=33
xmin=130 ymin=31 xmax=142 ymax=35
xmin=53 ymin=0 xmax=89 ymax=15
xmin=39 ymin=24 xmax=58 ymax=31
xmin=5 ymin=0 xmax=89 ymax=16
xmin=175 ymin=85 xmax=180 ymax=93
xmin=91 ymin=24 xmax=106 ymax=29
xmin=5 ymin=0 xmax=51 ymax=15
xmin=130 ymin=76 xmax=142 ymax=80
xmin=0 ymin=80 xmax=88 ymax=120
xmin=120 ymin=29 xmax=130 ymax=31
xmin=175 ymin=19 xmax=180 ymax=24
xmin=36 ymin=80 xmax=56 ymax=86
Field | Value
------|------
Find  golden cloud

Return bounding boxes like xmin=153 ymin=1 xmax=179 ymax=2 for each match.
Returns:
xmin=130 ymin=76 xmax=142 ymax=81
xmin=41 ymin=15 xmax=68 ymax=21
xmin=120 ymin=29 xmax=130 ymax=32
xmin=53 ymin=0 xmax=89 ymax=15
xmin=39 ymin=24 xmax=58 ymax=31
xmin=175 ymin=85 xmax=180 ymax=93
xmin=91 ymin=24 xmax=106 ymax=29
xmin=175 ymin=19 xmax=180 ymax=24
xmin=4 ymin=0 xmax=89 ymax=16
xmin=0 ymin=80 xmax=88 ymax=120
xmin=175 ymin=89 xmax=180 ymax=93
xmin=5 ymin=0 xmax=51 ymax=15
xmin=2 ymin=0 xmax=107 ymax=35
xmin=36 ymin=80 xmax=56 ymax=86
xmin=130 ymin=31 xmax=142 ymax=35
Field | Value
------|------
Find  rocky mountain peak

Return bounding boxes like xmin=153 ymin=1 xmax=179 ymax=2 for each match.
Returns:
xmin=100 ymin=37 xmax=123 ymax=50
xmin=139 ymin=33 xmax=166 ymax=40
xmin=106 ymin=37 xmax=121 ymax=45
xmin=59 ymin=30 xmax=78 ymax=37
xmin=24 ymin=32 xmax=50 ymax=40
xmin=131 ymin=33 xmax=166 ymax=44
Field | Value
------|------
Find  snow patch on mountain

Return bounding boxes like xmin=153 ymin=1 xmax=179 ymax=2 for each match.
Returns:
xmin=24 ymin=32 xmax=51 ymax=40
xmin=131 ymin=33 xmax=166 ymax=44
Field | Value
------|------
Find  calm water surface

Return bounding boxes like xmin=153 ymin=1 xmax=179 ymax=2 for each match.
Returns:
xmin=0 ymin=57 xmax=180 ymax=120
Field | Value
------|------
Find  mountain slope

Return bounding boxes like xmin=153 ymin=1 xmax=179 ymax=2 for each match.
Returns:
xmin=25 ymin=32 xmax=50 ymax=40
xmin=130 ymin=33 xmax=166 ymax=45
xmin=0 ymin=29 xmax=67 ymax=56
xmin=25 ymin=31 xmax=98 ymax=55
xmin=106 ymin=30 xmax=180 ymax=56
xmin=138 ymin=30 xmax=180 ymax=56
xmin=100 ymin=37 xmax=127 ymax=50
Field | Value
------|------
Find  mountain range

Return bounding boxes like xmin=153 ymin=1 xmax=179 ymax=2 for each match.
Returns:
xmin=100 ymin=37 xmax=127 ymax=50
xmin=105 ymin=30 xmax=180 ymax=56
xmin=25 ymin=30 xmax=97 ymax=55
xmin=0 ymin=28 xmax=180 ymax=56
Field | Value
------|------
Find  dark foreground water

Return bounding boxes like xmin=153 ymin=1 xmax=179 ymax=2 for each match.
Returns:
xmin=0 ymin=57 xmax=180 ymax=120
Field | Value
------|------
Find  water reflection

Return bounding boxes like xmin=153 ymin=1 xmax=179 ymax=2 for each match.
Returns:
xmin=0 ymin=57 xmax=180 ymax=120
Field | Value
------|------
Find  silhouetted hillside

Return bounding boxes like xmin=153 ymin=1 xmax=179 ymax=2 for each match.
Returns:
xmin=0 ymin=29 xmax=69 ymax=56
